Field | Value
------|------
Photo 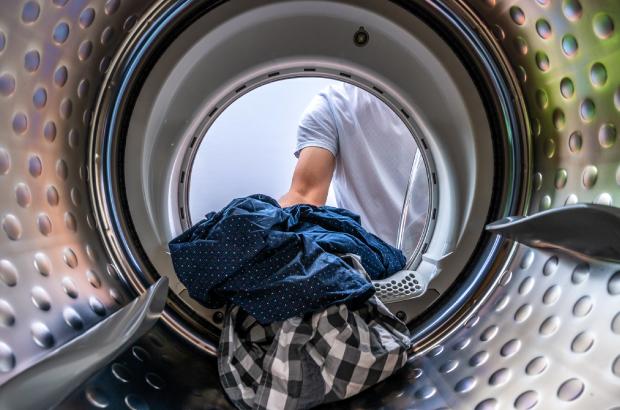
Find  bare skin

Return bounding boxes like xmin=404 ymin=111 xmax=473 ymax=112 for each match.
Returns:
xmin=279 ymin=147 xmax=335 ymax=207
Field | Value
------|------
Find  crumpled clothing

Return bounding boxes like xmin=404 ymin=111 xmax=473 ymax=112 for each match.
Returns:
xmin=218 ymin=296 xmax=412 ymax=410
xmin=168 ymin=194 xmax=406 ymax=324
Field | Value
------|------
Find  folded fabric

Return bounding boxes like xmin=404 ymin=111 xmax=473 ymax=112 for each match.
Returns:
xmin=169 ymin=194 xmax=406 ymax=324
xmin=218 ymin=296 xmax=412 ymax=410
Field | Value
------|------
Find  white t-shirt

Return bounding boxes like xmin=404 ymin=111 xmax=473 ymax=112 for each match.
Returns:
xmin=295 ymin=82 xmax=428 ymax=257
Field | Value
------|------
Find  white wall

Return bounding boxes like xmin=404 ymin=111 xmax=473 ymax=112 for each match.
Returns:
xmin=189 ymin=77 xmax=339 ymax=221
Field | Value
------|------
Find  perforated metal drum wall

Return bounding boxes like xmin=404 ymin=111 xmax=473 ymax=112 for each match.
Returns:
xmin=0 ymin=0 xmax=153 ymax=385
xmin=0 ymin=0 xmax=619 ymax=409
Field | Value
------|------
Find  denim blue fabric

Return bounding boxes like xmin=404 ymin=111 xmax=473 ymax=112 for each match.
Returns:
xmin=169 ymin=194 xmax=406 ymax=324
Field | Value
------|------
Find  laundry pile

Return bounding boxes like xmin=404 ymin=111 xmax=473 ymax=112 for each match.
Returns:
xmin=169 ymin=194 xmax=412 ymax=409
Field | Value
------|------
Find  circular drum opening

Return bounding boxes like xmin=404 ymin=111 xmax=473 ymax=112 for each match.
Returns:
xmin=90 ymin=0 xmax=529 ymax=355
xmin=185 ymin=77 xmax=433 ymax=268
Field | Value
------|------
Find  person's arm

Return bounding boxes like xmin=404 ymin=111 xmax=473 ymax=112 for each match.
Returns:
xmin=279 ymin=147 xmax=335 ymax=207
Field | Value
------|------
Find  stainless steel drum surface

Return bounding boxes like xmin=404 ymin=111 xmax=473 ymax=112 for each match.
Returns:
xmin=0 ymin=0 xmax=619 ymax=409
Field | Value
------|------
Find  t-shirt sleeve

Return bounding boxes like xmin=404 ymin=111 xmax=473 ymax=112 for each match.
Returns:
xmin=294 ymin=90 xmax=339 ymax=158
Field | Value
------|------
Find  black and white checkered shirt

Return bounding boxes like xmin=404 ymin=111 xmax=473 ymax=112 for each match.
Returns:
xmin=218 ymin=296 xmax=412 ymax=410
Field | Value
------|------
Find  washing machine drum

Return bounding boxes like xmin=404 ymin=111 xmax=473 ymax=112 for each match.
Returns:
xmin=0 ymin=1 xmax=619 ymax=409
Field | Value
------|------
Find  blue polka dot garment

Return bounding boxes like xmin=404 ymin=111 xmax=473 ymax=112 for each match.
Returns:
xmin=168 ymin=194 xmax=406 ymax=325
